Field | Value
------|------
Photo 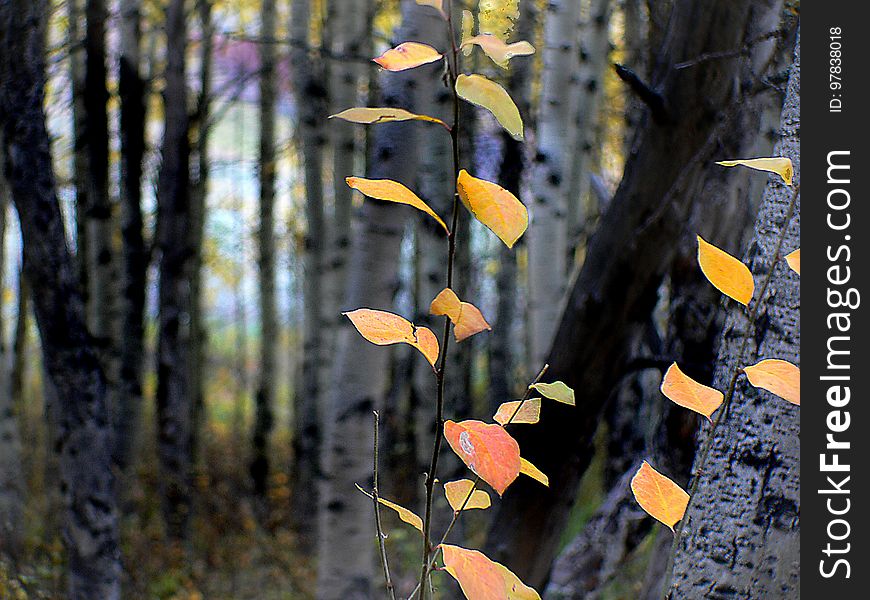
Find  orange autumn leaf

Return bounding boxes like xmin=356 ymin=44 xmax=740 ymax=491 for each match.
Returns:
xmin=373 ymin=42 xmax=442 ymax=71
xmin=355 ymin=484 xmax=423 ymax=532
xmin=697 ymin=236 xmax=754 ymax=305
xmin=455 ymin=74 xmax=523 ymax=140
xmin=441 ymin=544 xmax=540 ymax=600
xmin=460 ymin=34 xmax=535 ymax=68
xmin=329 ymin=107 xmax=448 ymax=129
xmin=444 ymin=479 xmax=491 ymax=511
xmin=743 ymin=359 xmax=800 ymax=405
xmin=493 ymin=398 xmax=541 ymax=425
xmin=716 ymin=157 xmax=794 ymax=186
xmin=457 ymin=170 xmax=528 ymax=248
xmin=786 ymin=248 xmax=800 ymax=275
xmin=430 ymin=287 xmax=491 ymax=342
xmin=630 ymin=461 xmax=689 ymax=532
xmin=519 ymin=457 xmax=548 ymax=487
xmin=343 ymin=308 xmax=439 ymax=367
xmin=660 ymin=363 xmax=723 ymax=421
xmin=346 ymin=177 xmax=448 ymax=234
xmin=444 ymin=420 xmax=521 ymax=495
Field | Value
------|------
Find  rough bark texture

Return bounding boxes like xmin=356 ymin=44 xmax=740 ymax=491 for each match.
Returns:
xmin=115 ymin=0 xmax=147 ymax=471
xmin=155 ymin=0 xmax=193 ymax=540
xmin=667 ymin=34 xmax=800 ymax=600
xmin=316 ymin=2 xmax=427 ymax=596
xmin=0 ymin=0 xmax=121 ymax=595
xmin=483 ymin=0 xmax=764 ymax=588
xmin=251 ymin=0 xmax=278 ymax=498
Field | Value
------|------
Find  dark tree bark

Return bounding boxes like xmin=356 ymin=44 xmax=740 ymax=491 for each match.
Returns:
xmin=666 ymin=33 xmax=800 ymax=600
xmin=155 ymin=0 xmax=193 ymax=540
xmin=484 ymin=0 xmax=766 ymax=587
xmin=0 ymin=0 xmax=120 ymax=595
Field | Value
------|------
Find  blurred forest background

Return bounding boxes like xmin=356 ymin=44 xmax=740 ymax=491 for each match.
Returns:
xmin=0 ymin=0 xmax=800 ymax=598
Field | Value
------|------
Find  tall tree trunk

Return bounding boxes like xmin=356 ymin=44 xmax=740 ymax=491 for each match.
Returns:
xmin=67 ymin=0 xmax=89 ymax=295
xmin=484 ymin=0 xmax=768 ymax=587
xmin=289 ymin=0 xmax=328 ymax=538
xmin=667 ymin=33 xmax=800 ymax=599
xmin=115 ymin=0 xmax=148 ymax=471
xmin=526 ymin=0 xmax=581 ymax=368
xmin=316 ymin=2 xmax=427 ymax=596
xmin=10 ymin=266 xmax=27 ymax=408
xmin=0 ymin=0 xmax=121 ymax=594
xmin=252 ymin=0 xmax=278 ymax=497
xmin=155 ymin=0 xmax=192 ymax=541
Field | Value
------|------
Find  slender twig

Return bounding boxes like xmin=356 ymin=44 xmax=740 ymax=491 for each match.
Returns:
xmin=662 ymin=182 xmax=799 ymax=595
xmin=371 ymin=411 xmax=397 ymax=600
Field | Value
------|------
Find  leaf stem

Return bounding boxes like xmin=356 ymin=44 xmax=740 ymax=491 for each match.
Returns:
xmin=371 ymin=411 xmax=397 ymax=600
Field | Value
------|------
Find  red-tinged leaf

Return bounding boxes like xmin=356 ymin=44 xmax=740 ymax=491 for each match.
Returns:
xmin=519 ymin=457 xmax=548 ymax=487
xmin=373 ymin=42 xmax=442 ymax=71
xmin=355 ymin=484 xmax=423 ymax=532
xmin=444 ymin=420 xmax=521 ymax=495
xmin=630 ymin=461 xmax=689 ymax=532
xmin=697 ymin=236 xmax=755 ymax=305
xmin=346 ymin=177 xmax=448 ymax=234
xmin=743 ymin=359 xmax=800 ymax=405
xmin=440 ymin=544 xmax=540 ymax=600
xmin=786 ymin=248 xmax=800 ymax=274
xmin=444 ymin=479 xmax=491 ymax=511
xmin=660 ymin=363 xmax=723 ymax=421
xmin=343 ymin=308 xmax=439 ymax=367
xmin=430 ymin=287 xmax=491 ymax=342
xmin=492 ymin=399 xmax=541 ymax=425
xmin=457 ymin=170 xmax=528 ymax=248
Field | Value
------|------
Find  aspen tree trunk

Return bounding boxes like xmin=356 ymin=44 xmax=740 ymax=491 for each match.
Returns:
xmin=10 ymin=268 xmax=27 ymax=407
xmin=667 ymin=33 xmax=800 ymax=600
xmin=252 ymin=0 xmax=278 ymax=497
xmin=317 ymin=3 xmax=427 ymax=596
xmin=115 ymin=0 xmax=147 ymax=470
xmin=289 ymin=0 xmax=328 ymax=536
xmin=526 ymin=0 xmax=580 ymax=368
xmin=68 ymin=0 xmax=90 ymax=293
xmin=622 ymin=0 xmax=646 ymax=154
xmin=155 ymin=0 xmax=193 ymax=540
xmin=0 ymin=0 xmax=121 ymax=594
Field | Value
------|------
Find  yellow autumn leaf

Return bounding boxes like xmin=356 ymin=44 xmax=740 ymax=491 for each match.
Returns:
xmin=355 ymin=484 xmax=423 ymax=532
xmin=343 ymin=308 xmax=439 ymax=367
xmin=444 ymin=479 xmax=491 ymax=511
xmin=743 ymin=359 xmax=800 ymax=405
xmin=461 ymin=10 xmax=475 ymax=56
xmin=416 ymin=0 xmax=446 ymax=19
xmin=697 ymin=236 xmax=754 ymax=305
xmin=460 ymin=34 xmax=535 ymax=68
xmin=373 ymin=42 xmax=443 ymax=72
xmin=493 ymin=398 xmax=541 ymax=425
xmin=786 ymin=248 xmax=800 ymax=275
xmin=478 ymin=0 xmax=520 ymax=41
xmin=457 ymin=170 xmax=528 ymax=248
xmin=430 ymin=287 xmax=491 ymax=342
xmin=455 ymin=74 xmax=523 ymax=140
xmin=346 ymin=177 xmax=448 ymax=234
xmin=716 ymin=157 xmax=794 ymax=186
xmin=440 ymin=544 xmax=540 ymax=600
xmin=660 ymin=363 xmax=723 ymax=421
xmin=530 ymin=381 xmax=575 ymax=406
xmin=519 ymin=457 xmax=549 ymax=487
xmin=329 ymin=107 xmax=448 ymax=129
xmin=630 ymin=461 xmax=689 ymax=532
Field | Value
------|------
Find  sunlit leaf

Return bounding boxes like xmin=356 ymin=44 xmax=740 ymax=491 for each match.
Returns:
xmin=343 ymin=308 xmax=439 ymax=367
xmin=457 ymin=170 xmax=528 ymax=248
xmin=716 ymin=157 xmax=794 ymax=186
xmin=461 ymin=10 xmax=475 ymax=56
xmin=455 ymin=74 xmax=523 ymax=140
xmin=373 ymin=42 xmax=443 ymax=71
xmin=660 ymin=363 xmax=723 ymax=421
xmin=460 ymin=34 xmax=535 ymax=68
xmin=493 ymin=399 xmax=541 ymax=425
xmin=743 ymin=359 xmax=800 ymax=405
xmin=519 ymin=457 xmax=549 ymax=487
xmin=440 ymin=544 xmax=540 ymax=600
xmin=416 ymin=0 xmax=446 ymax=18
xmin=430 ymin=287 xmax=491 ymax=342
xmin=444 ymin=420 xmax=521 ymax=495
xmin=444 ymin=479 xmax=491 ymax=511
xmin=346 ymin=177 xmax=448 ymax=234
xmin=329 ymin=107 xmax=448 ymax=128
xmin=355 ymin=484 xmax=423 ymax=532
xmin=697 ymin=236 xmax=754 ymax=305
xmin=630 ymin=461 xmax=689 ymax=533
xmin=530 ymin=381 xmax=575 ymax=406
xmin=786 ymin=248 xmax=800 ymax=275
xmin=478 ymin=0 xmax=520 ymax=41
